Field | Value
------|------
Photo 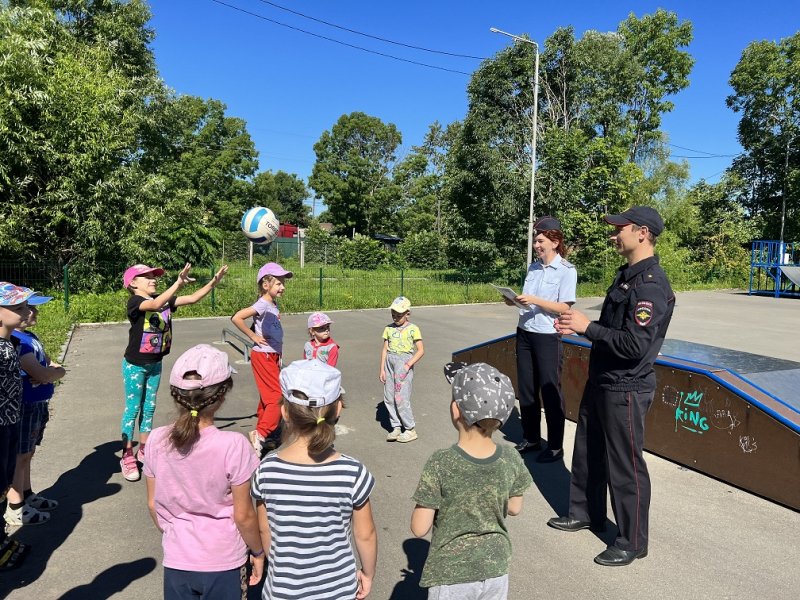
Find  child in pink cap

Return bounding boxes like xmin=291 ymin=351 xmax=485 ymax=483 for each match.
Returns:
xmin=119 ymin=263 xmax=228 ymax=482
xmin=230 ymin=262 xmax=292 ymax=457
xmin=304 ymin=312 xmax=339 ymax=367
xmin=143 ymin=344 xmax=263 ymax=599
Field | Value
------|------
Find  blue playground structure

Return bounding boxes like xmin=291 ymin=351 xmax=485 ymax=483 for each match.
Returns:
xmin=749 ymin=240 xmax=800 ymax=298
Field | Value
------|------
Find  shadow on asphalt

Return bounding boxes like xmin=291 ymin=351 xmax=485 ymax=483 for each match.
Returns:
xmin=56 ymin=557 xmax=157 ymax=599
xmin=0 ymin=442 xmax=124 ymax=598
xmin=374 ymin=401 xmax=393 ymax=433
xmin=501 ymin=407 xmax=617 ymax=545
xmin=388 ymin=537 xmax=429 ymax=600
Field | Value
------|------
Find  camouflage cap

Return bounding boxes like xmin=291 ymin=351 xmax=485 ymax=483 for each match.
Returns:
xmin=444 ymin=362 xmax=515 ymax=426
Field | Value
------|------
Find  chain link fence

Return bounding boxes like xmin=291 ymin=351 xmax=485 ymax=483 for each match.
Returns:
xmin=0 ymin=259 xmax=512 ymax=316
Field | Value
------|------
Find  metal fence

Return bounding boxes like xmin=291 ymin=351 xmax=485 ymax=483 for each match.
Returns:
xmin=0 ymin=260 xmax=516 ymax=315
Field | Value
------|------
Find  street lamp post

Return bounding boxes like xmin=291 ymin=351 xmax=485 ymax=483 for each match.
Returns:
xmin=490 ymin=27 xmax=540 ymax=266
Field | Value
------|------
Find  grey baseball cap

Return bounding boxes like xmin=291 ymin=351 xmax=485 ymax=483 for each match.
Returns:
xmin=444 ymin=362 xmax=515 ymax=426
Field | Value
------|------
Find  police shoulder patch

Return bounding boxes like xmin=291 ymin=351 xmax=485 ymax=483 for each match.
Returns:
xmin=635 ymin=300 xmax=653 ymax=326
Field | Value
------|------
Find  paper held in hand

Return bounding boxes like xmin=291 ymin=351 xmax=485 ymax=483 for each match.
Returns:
xmin=490 ymin=284 xmax=527 ymax=310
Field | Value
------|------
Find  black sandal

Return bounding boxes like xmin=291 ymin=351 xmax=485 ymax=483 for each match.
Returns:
xmin=0 ymin=539 xmax=31 ymax=571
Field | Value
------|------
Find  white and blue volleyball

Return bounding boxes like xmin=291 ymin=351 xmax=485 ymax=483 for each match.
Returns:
xmin=241 ymin=206 xmax=280 ymax=245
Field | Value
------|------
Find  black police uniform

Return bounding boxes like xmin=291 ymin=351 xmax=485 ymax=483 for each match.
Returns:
xmin=567 ymin=255 xmax=674 ymax=553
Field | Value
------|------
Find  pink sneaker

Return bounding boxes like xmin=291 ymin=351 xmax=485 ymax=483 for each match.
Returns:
xmin=136 ymin=446 xmax=145 ymax=464
xmin=120 ymin=454 xmax=140 ymax=482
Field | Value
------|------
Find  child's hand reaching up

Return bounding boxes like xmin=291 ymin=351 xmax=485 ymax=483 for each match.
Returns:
xmin=211 ymin=265 xmax=229 ymax=286
xmin=176 ymin=263 xmax=196 ymax=288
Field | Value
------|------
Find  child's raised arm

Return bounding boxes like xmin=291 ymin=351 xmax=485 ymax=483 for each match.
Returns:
xmin=139 ymin=263 xmax=194 ymax=312
xmin=353 ymin=499 xmax=377 ymax=599
xmin=175 ymin=265 xmax=228 ymax=307
xmin=410 ymin=505 xmax=435 ymax=537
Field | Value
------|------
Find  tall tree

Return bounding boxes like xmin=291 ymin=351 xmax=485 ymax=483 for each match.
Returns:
xmin=250 ymin=170 xmax=310 ymax=227
xmin=309 ymin=112 xmax=402 ymax=237
xmin=727 ymin=32 xmax=800 ymax=241
xmin=445 ymin=10 xmax=693 ymax=272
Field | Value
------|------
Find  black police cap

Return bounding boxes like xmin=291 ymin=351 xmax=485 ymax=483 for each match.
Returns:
xmin=604 ymin=206 xmax=664 ymax=236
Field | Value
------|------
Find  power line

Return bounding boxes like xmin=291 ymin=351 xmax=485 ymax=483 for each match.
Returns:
xmin=667 ymin=142 xmax=738 ymax=158
xmin=254 ymin=0 xmax=487 ymax=60
xmin=209 ymin=0 xmax=472 ymax=76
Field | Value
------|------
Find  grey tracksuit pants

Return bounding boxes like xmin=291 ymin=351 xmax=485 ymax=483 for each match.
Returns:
xmin=383 ymin=352 xmax=415 ymax=429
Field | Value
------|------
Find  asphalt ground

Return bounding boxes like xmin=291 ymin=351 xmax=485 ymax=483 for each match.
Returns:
xmin=2 ymin=290 xmax=799 ymax=599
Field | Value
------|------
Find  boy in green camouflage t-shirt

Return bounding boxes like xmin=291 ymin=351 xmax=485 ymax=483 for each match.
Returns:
xmin=411 ymin=362 xmax=532 ymax=599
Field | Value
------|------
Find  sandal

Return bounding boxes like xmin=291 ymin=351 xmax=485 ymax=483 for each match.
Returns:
xmin=0 ymin=539 xmax=31 ymax=571
xmin=4 ymin=504 xmax=51 ymax=526
xmin=25 ymin=494 xmax=59 ymax=511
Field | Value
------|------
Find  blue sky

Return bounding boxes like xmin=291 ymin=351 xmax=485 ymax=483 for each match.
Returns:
xmin=148 ymin=1 xmax=800 ymax=214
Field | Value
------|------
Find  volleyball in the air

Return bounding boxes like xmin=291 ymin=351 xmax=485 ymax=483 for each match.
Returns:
xmin=241 ymin=206 xmax=280 ymax=245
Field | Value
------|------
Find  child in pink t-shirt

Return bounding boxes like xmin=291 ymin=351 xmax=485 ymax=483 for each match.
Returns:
xmin=143 ymin=344 xmax=263 ymax=599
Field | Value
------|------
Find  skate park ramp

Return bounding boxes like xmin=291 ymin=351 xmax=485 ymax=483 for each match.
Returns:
xmin=781 ymin=265 xmax=800 ymax=288
xmin=453 ymin=334 xmax=800 ymax=511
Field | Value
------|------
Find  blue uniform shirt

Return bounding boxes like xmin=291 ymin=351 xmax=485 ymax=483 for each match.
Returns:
xmin=517 ymin=255 xmax=577 ymax=333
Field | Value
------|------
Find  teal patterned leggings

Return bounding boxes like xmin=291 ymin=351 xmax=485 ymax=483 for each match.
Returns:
xmin=121 ymin=358 xmax=162 ymax=444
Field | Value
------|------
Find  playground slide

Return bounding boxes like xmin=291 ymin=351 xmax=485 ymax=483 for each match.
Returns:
xmin=782 ymin=266 xmax=800 ymax=287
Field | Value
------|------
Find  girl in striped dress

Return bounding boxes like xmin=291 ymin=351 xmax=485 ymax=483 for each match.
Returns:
xmin=251 ymin=360 xmax=377 ymax=600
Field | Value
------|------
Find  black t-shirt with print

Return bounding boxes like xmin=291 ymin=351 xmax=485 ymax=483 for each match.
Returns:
xmin=124 ymin=295 xmax=177 ymax=366
xmin=0 ymin=336 xmax=22 ymax=426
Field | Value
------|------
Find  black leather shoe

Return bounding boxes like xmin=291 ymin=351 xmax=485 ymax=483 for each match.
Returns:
xmin=593 ymin=545 xmax=648 ymax=566
xmin=547 ymin=517 xmax=593 ymax=532
xmin=536 ymin=448 xmax=564 ymax=463
xmin=515 ymin=440 xmax=542 ymax=454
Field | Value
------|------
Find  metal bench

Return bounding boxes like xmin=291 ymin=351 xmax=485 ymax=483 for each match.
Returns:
xmin=221 ymin=327 xmax=253 ymax=363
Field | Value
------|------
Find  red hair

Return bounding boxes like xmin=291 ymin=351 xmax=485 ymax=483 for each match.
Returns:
xmin=536 ymin=229 xmax=568 ymax=258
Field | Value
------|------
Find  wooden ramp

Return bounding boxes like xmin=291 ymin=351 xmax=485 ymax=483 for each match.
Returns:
xmin=453 ymin=335 xmax=800 ymax=511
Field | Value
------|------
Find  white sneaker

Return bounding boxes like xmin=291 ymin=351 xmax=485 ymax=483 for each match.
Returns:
xmin=396 ymin=429 xmax=418 ymax=443
xmin=386 ymin=427 xmax=402 ymax=442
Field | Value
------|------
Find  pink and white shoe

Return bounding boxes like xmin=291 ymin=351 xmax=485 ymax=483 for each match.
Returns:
xmin=120 ymin=453 xmax=140 ymax=482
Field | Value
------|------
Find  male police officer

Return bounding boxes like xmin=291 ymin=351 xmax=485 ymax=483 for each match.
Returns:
xmin=546 ymin=206 xmax=674 ymax=566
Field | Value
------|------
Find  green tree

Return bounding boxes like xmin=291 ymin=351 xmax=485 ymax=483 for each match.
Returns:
xmin=727 ymin=32 xmax=800 ymax=241
xmin=0 ymin=3 xmax=146 ymax=266
xmin=249 ymin=170 xmax=310 ymax=227
xmin=445 ymin=10 xmax=693 ymax=275
xmin=309 ymin=112 xmax=402 ymax=237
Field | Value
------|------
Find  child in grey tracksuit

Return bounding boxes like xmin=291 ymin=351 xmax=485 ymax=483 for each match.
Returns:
xmin=379 ymin=297 xmax=424 ymax=443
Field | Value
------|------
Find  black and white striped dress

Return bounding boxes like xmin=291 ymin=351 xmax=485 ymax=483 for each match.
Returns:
xmin=251 ymin=453 xmax=375 ymax=600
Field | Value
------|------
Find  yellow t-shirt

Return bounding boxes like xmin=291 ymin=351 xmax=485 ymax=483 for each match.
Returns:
xmin=382 ymin=323 xmax=422 ymax=354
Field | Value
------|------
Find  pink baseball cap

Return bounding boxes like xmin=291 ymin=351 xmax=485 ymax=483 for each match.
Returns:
xmin=308 ymin=312 xmax=333 ymax=329
xmin=169 ymin=344 xmax=236 ymax=390
xmin=257 ymin=262 xmax=293 ymax=282
xmin=123 ymin=264 xmax=165 ymax=288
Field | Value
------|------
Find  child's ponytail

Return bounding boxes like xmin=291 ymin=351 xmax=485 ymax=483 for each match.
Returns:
xmin=169 ymin=378 xmax=233 ymax=454
xmin=282 ymin=398 xmax=341 ymax=458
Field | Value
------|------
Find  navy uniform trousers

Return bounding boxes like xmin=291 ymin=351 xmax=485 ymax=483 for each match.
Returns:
xmin=568 ymin=381 xmax=654 ymax=553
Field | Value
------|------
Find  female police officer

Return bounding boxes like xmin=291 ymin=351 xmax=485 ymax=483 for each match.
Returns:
xmin=510 ymin=216 xmax=577 ymax=463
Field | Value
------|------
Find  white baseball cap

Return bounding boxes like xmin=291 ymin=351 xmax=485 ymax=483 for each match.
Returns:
xmin=280 ymin=360 xmax=344 ymax=408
